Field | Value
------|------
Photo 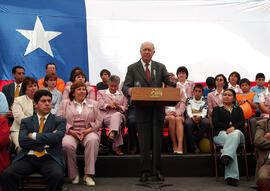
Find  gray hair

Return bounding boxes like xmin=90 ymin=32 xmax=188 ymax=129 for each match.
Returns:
xmin=140 ymin=41 xmax=155 ymax=51
xmin=108 ymin=75 xmax=120 ymax=84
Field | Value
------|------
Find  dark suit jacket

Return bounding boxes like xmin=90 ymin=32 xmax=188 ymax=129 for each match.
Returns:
xmin=254 ymin=119 xmax=270 ymax=182
xmin=2 ymin=82 xmax=24 ymax=110
xmin=122 ymin=60 xmax=175 ymax=123
xmin=14 ymin=114 xmax=66 ymax=168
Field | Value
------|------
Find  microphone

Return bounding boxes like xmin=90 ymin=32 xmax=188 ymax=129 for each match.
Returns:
xmin=135 ymin=81 xmax=141 ymax=87
xmin=153 ymin=69 xmax=156 ymax=82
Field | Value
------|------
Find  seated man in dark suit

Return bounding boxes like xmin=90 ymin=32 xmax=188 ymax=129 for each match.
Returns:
xmin=0 ymin=90 xmax=66 ymax=191
xmin=2 ymin=65 xmax=25 ymax=124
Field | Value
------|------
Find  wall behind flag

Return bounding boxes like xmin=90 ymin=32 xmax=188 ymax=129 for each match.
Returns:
xmin=86 ymin=0 xmax=270 ymax=85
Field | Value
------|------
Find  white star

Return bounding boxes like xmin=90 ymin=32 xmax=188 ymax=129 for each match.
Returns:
xmin=16 ymin=16 xmax=62 ymax=57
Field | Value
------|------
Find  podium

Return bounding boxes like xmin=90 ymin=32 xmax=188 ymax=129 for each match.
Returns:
xmin=131 ymin=87 xmax=180 ymax=106
xmin=131 ymin=87 xmax=180 ymax=185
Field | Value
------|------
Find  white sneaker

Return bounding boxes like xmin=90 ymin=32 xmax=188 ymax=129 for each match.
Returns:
xmin=72 ymin=175 xmax=79 ymax=184
xmin=84 ymin=177 xmax=95 ymax=186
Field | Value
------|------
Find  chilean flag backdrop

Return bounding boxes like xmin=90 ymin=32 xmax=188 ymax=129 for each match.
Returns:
xmin=1 ymin=0 xmax=270 ymax=89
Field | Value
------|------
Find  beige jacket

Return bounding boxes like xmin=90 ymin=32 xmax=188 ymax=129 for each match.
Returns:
xmin=10 ymin=95 xmax=33 ymax=132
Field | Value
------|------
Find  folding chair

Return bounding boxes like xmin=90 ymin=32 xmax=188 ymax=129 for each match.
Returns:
xmin=210 ymin=121 xmax=249 ymax=181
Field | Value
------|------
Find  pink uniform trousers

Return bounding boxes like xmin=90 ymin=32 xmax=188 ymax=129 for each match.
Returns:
xmin=62 ymin=132 xmax=100 ymax=179
xmin=103 ymin=112 xmax=124 ymax=147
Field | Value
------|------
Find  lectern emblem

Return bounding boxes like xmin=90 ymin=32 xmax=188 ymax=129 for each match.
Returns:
xmin=150 ymin=88 xmax=163 ymax=98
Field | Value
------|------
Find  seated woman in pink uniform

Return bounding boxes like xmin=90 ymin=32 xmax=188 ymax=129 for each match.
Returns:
xmin=62 ymin=70 xmax=95 ymax=101
xmin=57 ymin=81 xmax=102 ymax=186
xmin=97 ymin=75 xmax=128 ymax=156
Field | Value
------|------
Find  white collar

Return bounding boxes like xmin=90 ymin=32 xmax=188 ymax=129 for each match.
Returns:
xmin=73 ymin=99 xmax=86 ymax=105
xmin=37 ymin=112 xmax=50 ymax=121
xmin=141 ymin=59 xmax=152 ymax=68
xmin=14 ymin=82 xmax=22 ymax=87
xmin=105 ymin=89 xmax=120 ymax=96
xmin=228 ymin=83 xmax=239 ymax=89
xmin=177 ymin=80 xmax=188 ymax=86
xmin=214 ymin=89 xmax=224 ymax=96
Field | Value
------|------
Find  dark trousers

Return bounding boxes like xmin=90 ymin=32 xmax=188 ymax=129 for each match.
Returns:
xmin=127 ymin=106 xmax=138 ymax=149
xmin=0 ymin=155 xmax=64 ymax=191
xmin=184 ymin=118 xmax=209 ymax=152
xmin=137 ymin=120 xmax=164 ymax=173
xmin=257 ymin=160 xmax=270 ymax=191
xmin=249 ymin=117 xmax=263 ymax=141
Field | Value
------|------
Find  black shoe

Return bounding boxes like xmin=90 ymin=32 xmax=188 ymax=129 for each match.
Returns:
xmin=139 ymin=172 xmax=151 ymax=182
xmin=221 ymin=155 xmax=232 ymax=165
xmin=152 ymin=171 xmax=165 ymax=182
xmin=226 ymin=178 xmax=238 ymax=187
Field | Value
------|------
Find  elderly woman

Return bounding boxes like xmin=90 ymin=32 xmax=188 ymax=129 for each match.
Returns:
xmin=43 ymin=73 xmax=62 ymax=114
xmin=10 ymin=76 xmax=38 ymax=153
xmin=62 ymin=70 xmax=95 ymax=101
xmin=208 ymin=74 xmax=228 ymax=116
xmin=97 ymin=75 xmax=128 ymax=156
xmin=57 ymin=81 xmax=102 ymax=186
xmin=212 ymin=89 xmax=245 ymax=186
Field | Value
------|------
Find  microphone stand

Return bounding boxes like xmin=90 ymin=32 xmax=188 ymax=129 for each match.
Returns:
xmin=136 ymin=70 xmax=172 ymax=189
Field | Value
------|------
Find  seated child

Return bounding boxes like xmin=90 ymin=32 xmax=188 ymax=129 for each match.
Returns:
xmin=203 ymin=76 xmax=215 ymax=99
xmin=184 ymin=84 xmax=209 ymax=153
xmin=250 ymin=73 xmax=266 ymax=94
xmin=250 ymin=73 xmax=266 ymax=117
xmin=236 ymin=78 xmax=259 ymax=120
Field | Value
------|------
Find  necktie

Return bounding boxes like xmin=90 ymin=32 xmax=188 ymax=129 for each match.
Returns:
xmin=11 ymin=84 xmax=20 ymax=110
xmin=145 ymin=63 xmax=151 ymax=83
xmin=14 ymin=84 xmax=20 ymax=98
xmin=34 ymin=116 xmax=45 ymax=158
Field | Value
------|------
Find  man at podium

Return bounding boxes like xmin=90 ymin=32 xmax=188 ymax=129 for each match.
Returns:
xmin=122 ymin=41 xmax=176 ymax=182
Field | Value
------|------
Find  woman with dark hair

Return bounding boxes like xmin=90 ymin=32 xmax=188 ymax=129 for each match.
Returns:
xmin=212 ymin=89 xmax=245 ymax=186
xmin=208 ymin=74 xmax=228 ymax=116
xmin=69 ymin=67 xmax=83 ymax=82
xmin=175 ymin=66 xmax=194 ymax=101
xmin=10 ymin=76 xmax=38 ymax=153
xmin=228 ymin=71 xmax=242 ymax=94
xmin=57 ymin=81 xmax=102 ymax=186
xmin=62 ymin=70 xmax=95 ymax=101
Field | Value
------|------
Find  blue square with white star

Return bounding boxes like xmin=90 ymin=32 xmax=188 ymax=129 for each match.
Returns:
xmin=0 ymin=0 xmax=88 ymax=82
